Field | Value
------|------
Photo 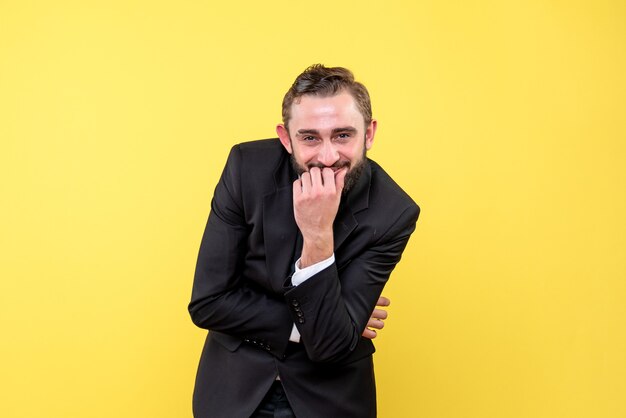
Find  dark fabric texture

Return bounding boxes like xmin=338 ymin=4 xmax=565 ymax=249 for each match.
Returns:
xmin=189 ymin=139 xmax=419 ymax=418
xmin=251 ymin=381 xmax=296 ymax=418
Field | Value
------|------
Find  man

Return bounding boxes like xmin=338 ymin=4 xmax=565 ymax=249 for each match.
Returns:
xmin=189 ymin=65 xmax=419 ymax=417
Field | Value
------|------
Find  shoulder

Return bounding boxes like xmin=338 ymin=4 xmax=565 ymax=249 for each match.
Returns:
xmin=222 ymin=138 xmax=291 ymax=196
xmin=231 ymin=138 xmax=285 ymax=161
xmin=226 ymin=138 xmax=287 ymax=174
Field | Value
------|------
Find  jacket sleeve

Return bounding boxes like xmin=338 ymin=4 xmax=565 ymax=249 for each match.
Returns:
xmin=188 ymin=145 xmax=293 ymax=357
xmin=284 ymin=202 xmax=420 ymax=363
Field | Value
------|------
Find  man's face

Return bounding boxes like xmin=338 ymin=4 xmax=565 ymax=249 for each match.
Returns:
xmin=276 ymin=91 xmax=377 ymax=193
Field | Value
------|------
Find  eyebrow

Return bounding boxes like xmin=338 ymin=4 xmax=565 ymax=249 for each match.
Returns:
xmin=295 ymin=127 xmax=358 ymax=136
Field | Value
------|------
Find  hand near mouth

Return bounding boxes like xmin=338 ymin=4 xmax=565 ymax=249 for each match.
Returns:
xmin=293 ymin=166 xmax=347 ymax=268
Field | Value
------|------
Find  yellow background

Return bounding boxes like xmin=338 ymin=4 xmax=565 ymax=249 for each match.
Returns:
xmin=1 ymin=1 xmax=625 ymax=417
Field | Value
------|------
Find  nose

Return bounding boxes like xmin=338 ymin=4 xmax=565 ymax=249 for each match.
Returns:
xmin=317 ymin=141 xmax=340 ymax=167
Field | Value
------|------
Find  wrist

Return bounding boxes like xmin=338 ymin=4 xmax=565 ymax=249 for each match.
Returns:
xmin=300 ymin=233 xmax=333 ymax=268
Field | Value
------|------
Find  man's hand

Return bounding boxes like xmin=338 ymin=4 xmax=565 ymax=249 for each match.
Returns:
xmin=293 ymin=166 xmax=347 ymax=268
xmin=362 ymin=296 xmax=390 ymax=339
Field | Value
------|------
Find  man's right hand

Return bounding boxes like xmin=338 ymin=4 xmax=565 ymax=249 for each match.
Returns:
xmin=293 ymin=166 xmax=347 ymax=268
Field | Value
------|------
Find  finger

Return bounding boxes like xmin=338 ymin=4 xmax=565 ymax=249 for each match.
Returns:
xmin=300 ymin=171 xmax=311 ymax=194
xmin=371 ymin=308 xmax=388 ymax=320
xmin=308 ymin=167 xmax=322 ymax=189
xmin=334 ymin=167 xmax=347 ymax=193
xmin=367 ymin=318 xmax=385 ymax=330
xmin=362 ymin=328 xmax=377 ymax=339
xmin=376 ymin=296 xmax=391 ymax=307
xmin=321 ymin=167 xmax=335 ymax=189
xmin=293 ymin=177 xmax=302 ymax=198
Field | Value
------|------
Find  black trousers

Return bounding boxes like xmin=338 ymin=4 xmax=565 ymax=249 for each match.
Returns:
xmin=251 ymin=381 xmax=296 ymax=418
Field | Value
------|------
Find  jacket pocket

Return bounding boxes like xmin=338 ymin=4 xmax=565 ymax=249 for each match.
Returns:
xmin=209 ymin=331 xmax=243 ymax=352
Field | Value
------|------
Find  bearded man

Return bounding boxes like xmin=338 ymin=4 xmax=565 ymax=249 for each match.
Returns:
xmin=189 ymin=64 xmax=420 ymax=418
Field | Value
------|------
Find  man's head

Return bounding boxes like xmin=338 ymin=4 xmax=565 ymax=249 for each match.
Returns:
xmin=277 ymin=65 xmax=377 ymax=193
xmin=281 ymin=65 xmax=373 ymax=130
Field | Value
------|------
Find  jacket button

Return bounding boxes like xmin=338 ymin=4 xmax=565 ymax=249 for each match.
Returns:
xmin=291 ymin=299 xmax=299 ymax=307
xmin=298 ymin=318 xmax=305 ymax=324
xmin=296 ymin=311 xmax=304 ymax=317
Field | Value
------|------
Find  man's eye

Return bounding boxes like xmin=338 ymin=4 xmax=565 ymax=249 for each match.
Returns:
xmin=303 ymin=136 xmax=317 ymax=141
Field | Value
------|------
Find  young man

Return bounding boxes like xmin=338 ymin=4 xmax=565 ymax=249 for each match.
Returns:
xmin=189 ymin=65 xmax=419 ymax=417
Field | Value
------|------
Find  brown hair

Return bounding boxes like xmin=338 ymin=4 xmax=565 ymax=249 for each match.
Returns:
xmin=281 ymin=64 xmax=372 ymax=129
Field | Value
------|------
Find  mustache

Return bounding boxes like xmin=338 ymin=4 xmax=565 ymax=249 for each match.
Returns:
xmin=305 ymin=161 xmax=350 ymax=170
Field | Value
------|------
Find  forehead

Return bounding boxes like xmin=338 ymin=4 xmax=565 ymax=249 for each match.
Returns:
xmin=289 ymin=92 xmax=364 ymax=129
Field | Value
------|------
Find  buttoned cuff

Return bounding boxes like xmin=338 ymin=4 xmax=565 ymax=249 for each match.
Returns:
xmin=288 ymin=253 xmax=335 ymax=343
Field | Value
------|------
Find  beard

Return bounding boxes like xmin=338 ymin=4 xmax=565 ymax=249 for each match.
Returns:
xmin=289 ymin=143 xmax=367 ymax=194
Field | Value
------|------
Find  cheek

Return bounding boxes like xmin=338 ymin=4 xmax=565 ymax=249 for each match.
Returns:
xmin=341 ymin=145 xmax=361 ymax=161
xmin=294 ymin=148 xmax=316 ymax=164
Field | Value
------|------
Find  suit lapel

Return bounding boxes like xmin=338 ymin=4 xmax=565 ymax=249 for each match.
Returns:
xmin=333 ymin=161 xmax=371 ymax=252
xmin=263 ymin=158 xmax=299 ymax=293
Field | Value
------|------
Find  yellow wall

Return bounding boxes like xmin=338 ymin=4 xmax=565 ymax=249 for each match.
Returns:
xmin=1 ymin=1 xmax=624 ymax=417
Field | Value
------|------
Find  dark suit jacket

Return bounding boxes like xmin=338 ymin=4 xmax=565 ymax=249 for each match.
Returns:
xmin=189 ymin=139 xmax=419 ymax=418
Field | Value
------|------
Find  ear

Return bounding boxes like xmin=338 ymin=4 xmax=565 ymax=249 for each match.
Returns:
xmin=365 ymin=119 xmax=377 ymax=150
xmin=276 ymin=124 xmax=292 ymax=154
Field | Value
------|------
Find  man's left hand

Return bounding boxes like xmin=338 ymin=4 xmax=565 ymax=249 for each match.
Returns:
xmin=362 ymin=296 xmax=390 ymax=339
